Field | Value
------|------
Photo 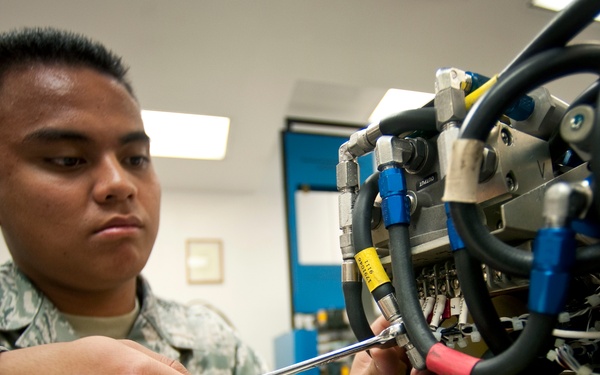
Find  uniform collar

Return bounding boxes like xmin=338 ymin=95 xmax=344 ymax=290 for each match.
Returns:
xmin=0 ymin=261 xmax=197 ymax=351
xmin=135 ymin=276 xmax=197 ymax=350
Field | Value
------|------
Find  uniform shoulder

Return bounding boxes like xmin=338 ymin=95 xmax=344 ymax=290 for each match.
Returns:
xmin=0 ymin=261 xmax=26 ymax=299
xmin=152 ymin=297 xmax=268 ymax=374
xmin=0 ymin=261 xmax=43 ymax=330
xmin=156 ymin=298 xmax=236 ymax=333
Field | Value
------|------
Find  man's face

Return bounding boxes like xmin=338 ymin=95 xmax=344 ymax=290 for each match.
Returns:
xmin=0 ymin=64 xmax=161 ymax=292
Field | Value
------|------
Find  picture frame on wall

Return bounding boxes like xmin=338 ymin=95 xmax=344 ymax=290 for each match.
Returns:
xmin=186 ymin=239 xmax=223 ymax=284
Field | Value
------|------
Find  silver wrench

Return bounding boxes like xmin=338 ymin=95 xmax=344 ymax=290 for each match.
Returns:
xmin=262 ymin=322 xmax=405 ymax=375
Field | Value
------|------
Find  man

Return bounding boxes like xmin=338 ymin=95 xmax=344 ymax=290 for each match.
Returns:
xmin=0 ymin=27 xmax=266 ymax=374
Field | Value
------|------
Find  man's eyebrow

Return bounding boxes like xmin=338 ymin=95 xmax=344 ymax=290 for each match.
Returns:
xmin=22 ymin=128 xmax=89 ymax=144
xmin=120 ymin=131 xmax=150 ymax=145
xmin=21 ymin=129 xmax=150 ymax=145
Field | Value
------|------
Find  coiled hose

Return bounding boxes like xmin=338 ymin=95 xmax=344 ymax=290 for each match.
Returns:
xmin=344 ymin=172 xmax=381 ymax=341
xmin=450 ymin=44 xmax=600 ymax=277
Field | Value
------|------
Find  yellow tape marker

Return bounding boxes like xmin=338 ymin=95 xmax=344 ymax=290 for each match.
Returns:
xmin=464 ymin=74 xmax=498 ymax=111
xmin=354 ymin=247 xmax=390 ymax=292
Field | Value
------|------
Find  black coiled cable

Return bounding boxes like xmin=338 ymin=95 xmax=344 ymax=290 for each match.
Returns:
xmin=450 ymin=44 xmax=600 ymax=277
xmin=344 ymin=172 xmax=380 ymax=341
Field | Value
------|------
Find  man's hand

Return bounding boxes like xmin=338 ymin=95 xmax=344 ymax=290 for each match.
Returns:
xmin=349 ymin=316 xmax=435 ymax=375
xmin=0 ymin=336 xmax=191 ymax=374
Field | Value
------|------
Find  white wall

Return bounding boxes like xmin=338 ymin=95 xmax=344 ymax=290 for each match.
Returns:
xmin=0 ymin=152 xmax=291 ymax=370
xmin=0 ymin=238 xmax=10 ymax=266
xmin=146 ymin=153 xmax=291 ymax=369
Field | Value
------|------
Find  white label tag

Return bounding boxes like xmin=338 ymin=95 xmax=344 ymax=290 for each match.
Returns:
xmin=450 ymin=297 xmax=461 ymax=316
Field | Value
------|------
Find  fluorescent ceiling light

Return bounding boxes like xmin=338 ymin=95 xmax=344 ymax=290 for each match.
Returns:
xmin=369 ymin=89 xmax=434 ymax=123
xmin=531 ymin=0 xmax=573 ymax=12
xmin=141 ymin=110 xmax=230 ymax=160
xmin=531 ymin=0 xmax=600 ymax=20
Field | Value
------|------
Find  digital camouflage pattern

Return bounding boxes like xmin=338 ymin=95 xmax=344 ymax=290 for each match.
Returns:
xmin=0 ymin=261 xmax=267 ymax=375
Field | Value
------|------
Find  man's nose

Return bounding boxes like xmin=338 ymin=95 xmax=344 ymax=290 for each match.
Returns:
xmin=92 ymin=156 xmax=137 ymax=203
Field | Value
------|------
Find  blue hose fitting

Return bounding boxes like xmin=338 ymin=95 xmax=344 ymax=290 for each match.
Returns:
xmin=505 ymin=94 xmax=535 ymax=121
xmin=378 ymin=167 xmax=410 ymax=227
xmin=528 ymin=227 xmax=576 ymax=315
xmin=444 ymin=203 xmax=465 ymax=251
xmin=466 ymin=71 xmax=534 ymax=121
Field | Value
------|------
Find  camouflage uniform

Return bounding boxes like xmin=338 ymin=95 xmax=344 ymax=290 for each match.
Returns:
xmin=0 ymin=261 xmax=267 ymax=375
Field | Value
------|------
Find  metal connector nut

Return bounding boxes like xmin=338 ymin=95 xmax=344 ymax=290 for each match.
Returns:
xmin=479 ymin=146 xmax=498 ymax=183
xmin=336 ymin=161 xmax=359 ymax=189
xmin=375 ymin=136 xmax=414 ymax=170
xmin=434 ymin=68 xmax=467 ymax=128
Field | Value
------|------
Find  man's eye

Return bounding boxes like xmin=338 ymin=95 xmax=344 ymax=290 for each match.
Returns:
xmin=127 ymin=156 xmax=149 ymax=167
xmin=45 ymin=157 xmax=86 ymax=167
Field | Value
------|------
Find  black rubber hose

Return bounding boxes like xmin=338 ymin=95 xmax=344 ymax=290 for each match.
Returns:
xmin=393 ymin=217 xmax=564 ymax=373
xmin=450 ymin=44 xmax=600 ymax=276
xmin=570 ymin=79 xmax=600 ymax=107
xmin=574 ymin=244 xmax=600 ymax=274
xmin=592 ymin=91 xmax=600 ymax=217
xmin=453 ymin=249 xmax=513 ymax=354
xmin=451 ymin=202 xmax=532 ymax=277
xmin=378 ymin=107 xmax=437 ymax=136
xmin=388 ymin=223 xmax=438 ymax=358
xmin=501 ymin=0 xmax=600 ymax=76
xmin=452 ymin=201 xmax=600 ymax=275
xmin=455 ymin=248 xmax=564 ymax=374
xmin=387 ymin=223 xmax=553 ymax=373
xmin=343 ymin=171 xmax=381 ymax=341
xmin=461 ymin=44 xmax=600 ymax=142
xmin=353 ymin=172 xmax=380 ymax=251
xmin=342 ymin=108 xmax=435 ymax=342
xmin=471 ymin=312 xmax=556 ymax=375
xmin=342 ymin=281 xmax=374 ymax=341
xmin=354 ymin=180 xmax=394 ymax=303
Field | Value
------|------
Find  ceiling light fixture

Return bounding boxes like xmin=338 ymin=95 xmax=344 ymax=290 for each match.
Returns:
xmin=531 ymin=0 xmax=572 ymax=12
xmin=531 ymin=0 xmax=600 ymax=20
xmin=141 ymin=110 xmax=230 ymax=160
xmin=369 ymin=88 xmax=435 ymax=123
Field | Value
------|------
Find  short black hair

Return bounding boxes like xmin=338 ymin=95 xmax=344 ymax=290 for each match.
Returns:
xmin=0 ymin=27 xmax=135 ymax=98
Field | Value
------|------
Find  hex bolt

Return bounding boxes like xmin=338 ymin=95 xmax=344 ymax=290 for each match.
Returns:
xmin=500 ymin=128 xmax=513 ymax=146
xmin=505 ymin=172 xmax=517 ymax=192
xmin=479 ymin=146 xmax=498 ymax=183
xmin=570 ymin=113 xmax=584 ymax=130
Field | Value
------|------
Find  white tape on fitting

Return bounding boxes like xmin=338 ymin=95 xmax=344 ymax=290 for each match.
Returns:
xmin=450 ymin=297 xmax=461 ymax=316
xmin=442 ymin=139 xmax=485 ymax=203
xmin=459 ymin=297 xmax=469 ymax=325
xmin=429 ymin=295 xmax=447 ymax=328
xmin=422 ymin=296 xmax=435 ymax=320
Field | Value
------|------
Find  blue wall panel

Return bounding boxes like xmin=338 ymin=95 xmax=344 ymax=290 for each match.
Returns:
xmin=282 ymin=131 xmax=374 ymax=314
xmin=274 ymin=329 xmax=319 ymax=375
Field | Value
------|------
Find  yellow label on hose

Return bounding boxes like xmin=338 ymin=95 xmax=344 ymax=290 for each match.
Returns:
xmin=354 ymin=247 xmax=390 ymax=292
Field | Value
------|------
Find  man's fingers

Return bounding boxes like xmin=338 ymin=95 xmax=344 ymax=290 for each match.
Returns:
xmin=358 ymin=316 xmax=412 ymax=374
xmin=370 ymin=315 xmax=391 ymax=334
xmin=119 ymin=339 xmax=191 ymax=374
xmin=369 ymin=346 xmax=410 ymax=375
